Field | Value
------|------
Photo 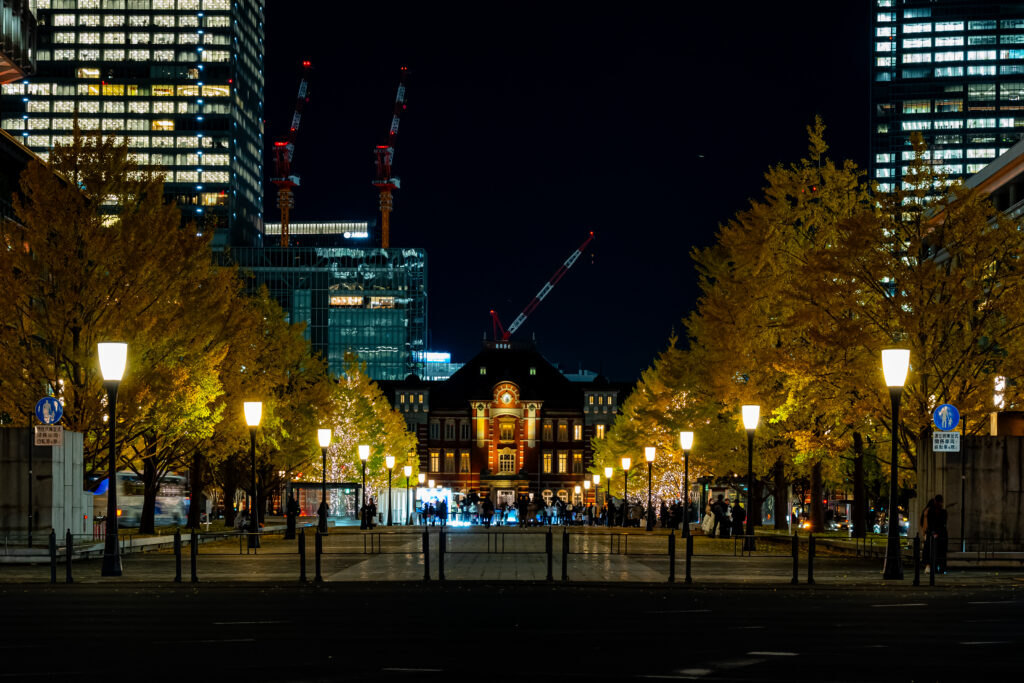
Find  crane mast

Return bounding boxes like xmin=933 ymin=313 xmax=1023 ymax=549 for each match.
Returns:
xmin=373 ymin=67 xmax=409 ymax=249
xmin=490 ymin=231 xmax=594 ymax=341
xmin=271 ymin=60 xmax=312 ymax=248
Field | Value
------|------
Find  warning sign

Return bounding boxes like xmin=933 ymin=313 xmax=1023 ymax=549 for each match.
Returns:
xmin=932 ymin=431 xmax=960 ymax=453
xmin=34 ymin=424 xmax=63 ymax=447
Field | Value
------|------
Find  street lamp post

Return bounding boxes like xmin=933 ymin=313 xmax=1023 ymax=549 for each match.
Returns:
xmin=243 ymin=401 xmax=263 ymax=549
xmin=604 ymin=467 xmax=613 ymax=527
xmin=645 ymin=446 xmax=656 ymax=531
xmin=621 ymin=457 xmax=631 ymax=527
xmin=741 ymin=405 xmax=759 ymax=551
xmin=385 ymin=455 xmax=395 ymax=526
xmin=404 ymin=465 xmax=413 ymax=525
xmin=317 ymin=428 xmax=332 ymax=534
xmin=358 ymin=444 xmax=370 ymax=529
xmin=680 ymin=431 xmax=694 ymax=537
xmin=583 ymin=478 xmax=591 ymax=510
xmin=882 ymin=348 xmax=910 ymax=580
xmin=98 ymin=342 xmax=127 ymax=577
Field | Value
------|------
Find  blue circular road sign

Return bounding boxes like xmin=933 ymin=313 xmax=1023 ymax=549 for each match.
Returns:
xmin=932 ymin=404 xmax=960 ymax=432
xmin=35 ymin=397 xmax=63 ymax=425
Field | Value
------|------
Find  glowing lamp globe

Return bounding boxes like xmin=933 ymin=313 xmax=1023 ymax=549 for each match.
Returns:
xmin=317 ymin=429 xmax=332 ymax=448
xmin=403 ymin=465 xmax=413 ymax=478
xmin=882 ymin=348 xmax=911 ymax=388
xmin=645 ymin=446 xmax=655 ymax=463
xmin=97 ymin=342 xmax=128 ymax=382
xmin=604 ymin=467 xmax=613 ymax=480
xmin=621 ymin=457 xmax=631 ymax=471
xmin=741 ymin=404 xmax=760 ymax=431
xmin=593 ymin=474 xmax=601 ymax=486
xmin=385 ymin=455 xmax=395 ymax=470
xmin=358 ymin=444 xmax=370 ymax=461
xmin=679 ymin=431 xmax=694 ymax=451
xmin=243 ymin=401 xmax=262 ymax=427
xmin=418 ymin=473 xmax=426 ymax=484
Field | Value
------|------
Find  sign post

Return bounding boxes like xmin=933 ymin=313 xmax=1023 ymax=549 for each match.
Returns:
xmin=32 ymin=397 xmax=65 ymax=548
xmin=931 ymin=403 xmax=963 ymax=550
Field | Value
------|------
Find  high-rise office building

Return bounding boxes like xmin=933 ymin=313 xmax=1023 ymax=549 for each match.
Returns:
xmin=0 ymin=0 xmax=264 ymax=248
xmin=871 ymin=1 xmax=1024 ymax=191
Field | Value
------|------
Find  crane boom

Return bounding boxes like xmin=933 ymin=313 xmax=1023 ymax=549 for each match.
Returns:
xmin=373 ymin=67 xmax=409 ymax=249
xmin=271 ymin=60 xmax=312 ymax=248
xmin=494 ymin=231 xmax=594 ymax=340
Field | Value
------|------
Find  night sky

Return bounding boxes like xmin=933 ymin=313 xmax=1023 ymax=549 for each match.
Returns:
xmin=263 ymin=4 xmax=869 ymax=383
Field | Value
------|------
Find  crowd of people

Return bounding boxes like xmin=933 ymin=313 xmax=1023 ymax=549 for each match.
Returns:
xmin=699 ymin=494 xmax=748 ymax=538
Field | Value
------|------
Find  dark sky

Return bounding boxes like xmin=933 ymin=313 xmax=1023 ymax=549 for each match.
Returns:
xmin=263 ymin=4 xmax=870 ymax=383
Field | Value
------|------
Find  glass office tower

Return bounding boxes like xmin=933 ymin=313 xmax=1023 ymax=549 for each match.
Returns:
xmin=1 ymin=0 xmax=264 ymax=248
xmin=871 ymin=1 xmax=1024 ymax=190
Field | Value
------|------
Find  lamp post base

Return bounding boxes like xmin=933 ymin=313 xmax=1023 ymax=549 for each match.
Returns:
xmin=101 ymin=535 xmax=122 ymax=577
xmin=248 ymin=532 xmax=261 ymax=549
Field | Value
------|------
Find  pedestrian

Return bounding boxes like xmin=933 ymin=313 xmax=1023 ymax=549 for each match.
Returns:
xmin=926 ymin=495 xmax=948 ymax=574
xmin=710 ymin=494 xmax=726 ymax=538
xmin=919 ymin=497 xmax=934 ymax=571
xmin=719 ymin=498 xmax=732 ymax=538
xmin=482 ymin=495 xmax=494 ymax=528
xmin=659 ymin=500 xmax=669 ymax=528
xmin=731 ymin=500 xmax=747 ymax=538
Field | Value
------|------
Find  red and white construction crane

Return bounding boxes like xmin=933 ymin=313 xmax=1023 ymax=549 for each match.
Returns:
xmin=373 ymin=66 xmax=409 ymax=249
xmin=490 ymin=231 xmax=595 ymax=341
xmin=271 ymin=60 xmax=312 ymax=248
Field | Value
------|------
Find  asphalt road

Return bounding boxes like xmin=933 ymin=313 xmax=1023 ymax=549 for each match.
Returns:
xmin=1 ymin=581 xmax=1020 ymax=682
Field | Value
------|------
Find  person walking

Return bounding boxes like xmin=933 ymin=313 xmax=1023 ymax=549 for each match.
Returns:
xmin=926 ymin=495 xmax=948 ymax=574
xmin=731 ymin=500 xmax=747 ymax=538
xmin=710 ymin=494 xmax=726 ymax=538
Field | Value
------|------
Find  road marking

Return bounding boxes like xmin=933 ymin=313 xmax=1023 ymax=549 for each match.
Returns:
xmin=748 ymin=651 xmax=798 ymax=656
xmin=967 ymin=600 xmax=1019 ymax=605
xmin=870 ymin=603 xmax=927 ymax=607
xmin=213 ymin=620 xmax=291 ymax=625
xmin=646 ymin=609 xmax=711 ymax=614
xmin=382 ymin=668 xmax=443 ymax=672
xmin=960 ymin=641 xmax=1009 ymax=645
xmin=676 ymin=669 xmax=712 ymax=676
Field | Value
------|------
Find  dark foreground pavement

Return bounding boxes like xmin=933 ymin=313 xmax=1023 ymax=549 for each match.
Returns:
xmin=1 ymin=580 xmax=1020 ymax=682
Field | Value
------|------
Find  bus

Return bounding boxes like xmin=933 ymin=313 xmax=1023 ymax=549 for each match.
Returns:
xmin=92 ymin=472 xmax=189 ymax=528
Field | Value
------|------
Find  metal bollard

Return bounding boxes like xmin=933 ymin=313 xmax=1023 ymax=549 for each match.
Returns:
xmin=668 ymin=532 xmax=676 ymax=583
xmin=561 ymin=528 xmax=569 ymax=582
xmin=49 ymin=530 xmax=57 ymax=584
xmin=685 ymin=534 xmax=693 ymax=584
xmin=174 ymin=528 xmax=182 ymax=583
xmin=913 ymin=535 xmax=921 ymax=587
xmin=807 ymin=533 xmax=816 ymax=585
xmin=298 ymin=528 xmax=307 ymax=582
xmin=190 ymin=529 xmax=198 ymax=583
xmin=65 ymin=532 xmax=73 ymax=585
xmin=791 ymin=533 xmax=799 ymax=585
xmin=545 ymin=528 xmax=553 ymax=582
xmin=422 ymin=530 xmax=430 ymax=582
xmin=929 ymin=534 xmax=937 ymax=587
xmin=438 ymin=530 xmax=446 ymax=581
xmin=314 ymin=531 xmax=323 ymax=583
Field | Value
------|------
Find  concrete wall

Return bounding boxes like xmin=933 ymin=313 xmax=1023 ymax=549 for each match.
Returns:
xmin=0 ymin=427 xmax=87 ymax=536
xmin=916 ymin=435 xmax=1024 ymax=542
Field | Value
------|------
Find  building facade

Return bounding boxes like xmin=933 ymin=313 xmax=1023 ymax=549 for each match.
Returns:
xmin=382 ymin=341 xmax=624 ymax=508
xmin=0 ymin=0 xmax=265 ymax=248
xmin=871 ymin=1 xmax=1024 ymax=191
xmin=229 ymin=244 xmax=428 ymax=380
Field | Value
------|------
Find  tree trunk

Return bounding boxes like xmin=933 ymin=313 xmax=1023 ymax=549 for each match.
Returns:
xmin=139 ymin=456 xmax=158 ymax=534
xmin=773 ymin=458 xmax=788 ymax=530
xmin=187 ymin=451 xmax=205 ymax=529
xmin=852 ymin=431 xmax=866 ymax=538
xmin=810 ymin=461 xmax=824 ymax=533
xmin=750 ymin=477 xmax=763 ymax=527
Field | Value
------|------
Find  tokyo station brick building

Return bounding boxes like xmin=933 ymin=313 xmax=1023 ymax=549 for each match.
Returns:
xmin=380 ymin=341 xmax=626 ymax=509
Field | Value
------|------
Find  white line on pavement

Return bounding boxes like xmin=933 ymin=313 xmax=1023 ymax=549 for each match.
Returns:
xmin=748 ymin=651 xmax=798 ymax=656
xmin=870 ymin=603 xmax=927 ymax=607
xmin=960 ymin=641 xmax=1009 ymax=645
xmin=967 ymin=600 xmax=1020 ymax=605
xmin=382 ymin=668 xmax=444 ymax=672
xmin=646 ymin=609 xmax=711 ymax=614
xmin=213 ymin=620 xmax=291 ymax=625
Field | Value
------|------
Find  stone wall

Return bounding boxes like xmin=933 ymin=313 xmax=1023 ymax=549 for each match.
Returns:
xmin=916 ymin=435 xmax=1024 ymax=542
xmin=0 ymin=427 xmax=87 ymax=536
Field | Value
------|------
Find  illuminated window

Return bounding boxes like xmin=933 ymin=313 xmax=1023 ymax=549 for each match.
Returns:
xmin=430 ymin=451 xmax=440 ymax=472
xmin=54 ymin=101 xmax=74 ymax=113
xmin=78 ymin=119 xmax=100 ymax=130
xmin=935 ymin=99 xmax=963 ymax=112
xmin=573 ymin=424 xmax=582 ymax=441
xmin=104 ymin=32 xmax=125 ymax=44
xmin=104 ymin=15 xmax=125 ymax=27
xmin=479 ymin=367 xmax=487 ymax=375
xmin=205 ymin=16 xmax=230 ymax=27
xmin=202 ymin=84 xmax=230 ymax=97
xmin=557 ymin=451 xmax=568 ymax=474
xmin=152 ymin=120 xmax=174 ymax=131
xmin=153 ymin=102 xmax=173 ymax=114
xmin=572 ymin=452 xmax=582 ymax=474
xmin=103 ymin=101 xmax=124 ymax=113
xmin=79 ymin=32 xmax=100 ymax=44
xmin=203 ymin=0 xmax=230 ymax=8
xmin=27 ymin=119 xmax=49 ymax=130
xmin=151 ymin=136 xmax=173 ymax=148
xmin=129 ymin=32 xmax=149 ymax=44
xmin=153 ymin=50 xmax=174 ymax=61
xmin=202 ymin=171 xmax=228 ymax=183
xmin=178 ymin=0 xmax=199 ymax=8
xmin=588 ymin=395 xmax=594 ymax=405
xmin=935 ymin=51 xmax=964 ymax=62
xmin=79 ymin=16 xmax=100 ymax=27
xmin=461 ymin=452 xmax=472 ymax=473
xmin=935 ymin=21 xmax=964 ymax=32
xmin=128 ymin=101 xmax=149 ymax=114
xmin=79 ymin=101 xmax=100 ymax=113
xmin=55 ymin=49 xmax=76 ymax=60
xmin=542 ymin=452 xmax=552 ymax=473
xmin=54 ymin=32 xmax=75 ymax=43
xmin=26 ymin=101 xmax=49 ymax=113
xmin=596 ymin=424 xmax=605 ymax=439
xmin=179 ymin=16 xmax=199 ymax=27
xmin=936 ymin=36 xmax=964 ymax=47
xmin=54 ymin=15 xmax=75 ymax=26
xmin=201 ymin=50 xmax=230 ymax=62
xmin=903 ymin=37 xmax=931 ymax=49
xmin=369 ymin=297 xmax=394 ymax=309
xmin=177 ymin=85 xmax=200 ymax=97
xmin=102 ymin=119 xmax=124 ymax=131
xmin=329 ymin=295 xmax=362 ymax=307
xmin=499 ymin=420 xmax=515 ymax=442
xmin=154 ymin=15 xmax=174 ymax=27
xmin=498 ymin=451 xmax=514 ymax=473
xmin=179 ymin=33 xmax=199 ymax=44
xmin=903 ymin=100 xmax=931 ymax=114
xmin=902 ymin=53 xmax=931 ymax=64
xmin=128 ymin=49 xmax=151 ymax=60
xmin=444 ymin=452 xmax=455 ymax=473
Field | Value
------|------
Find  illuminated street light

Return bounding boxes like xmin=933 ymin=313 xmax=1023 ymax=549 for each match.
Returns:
xmin=243 ymin=401 xmax=262 ymax=549
xmin=621 ymin=457 xmax=631 ymax=527
xmin=317 ymin=428 xmax=332 ymax=533
xmin=644 ymin=447 xmax=656 ymax=531
xmin=680 ymin=431 xmax=694 ymax=537
xmin=882 ymin=348 xmax=910 ymax=580
xmin=385 ymin=456 xmax=396 ymax=526
xmin=741 ymin=405 xmax=759 ymax=551
xmin=604 ymin=466 xmax=613 ymax=527
xmin=98 ymin=342 xmax=127 ymax=577
xmin=404 ymin=464 xmax=413 ymax=525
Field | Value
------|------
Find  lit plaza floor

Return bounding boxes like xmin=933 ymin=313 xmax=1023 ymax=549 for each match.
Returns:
xmin=0 ymin=526 xmax=1019 ymax=587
